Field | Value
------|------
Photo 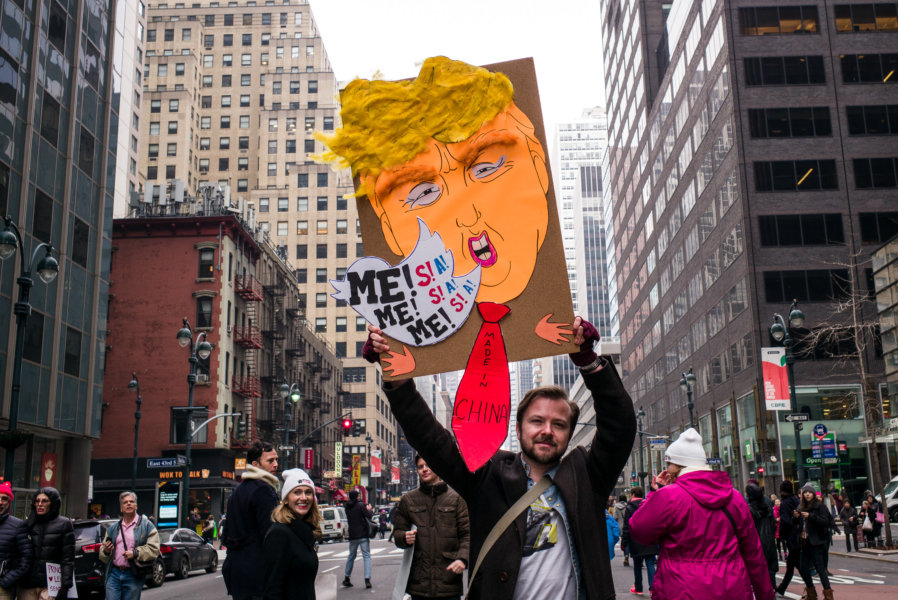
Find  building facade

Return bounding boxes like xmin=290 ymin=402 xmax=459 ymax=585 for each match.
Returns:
xmin=602 ymin=0 xmax=896 ymax=497
xmin=91 ymin=206 xmax=343 ymax=518
xmin=0 ymin=0 xmax=126 ymax=516
xmin=134 ymin=0 xmax=398 ymax=493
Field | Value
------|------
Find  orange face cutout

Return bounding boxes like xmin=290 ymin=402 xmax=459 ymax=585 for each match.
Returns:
xmin=366 ymin=104 xmax=550 ymax=304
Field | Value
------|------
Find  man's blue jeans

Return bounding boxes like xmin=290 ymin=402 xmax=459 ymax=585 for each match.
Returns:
xmin=105 ymin=567 xmax=145 ymax=600
xmin=632 ymin=555 xmax=656 ymax=593
xmin=344 ymin=537 xmax=372 ymax=579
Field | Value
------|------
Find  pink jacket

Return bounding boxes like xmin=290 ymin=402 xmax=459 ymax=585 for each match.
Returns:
xmin=628 ymin=471 xmax=774 ymax=600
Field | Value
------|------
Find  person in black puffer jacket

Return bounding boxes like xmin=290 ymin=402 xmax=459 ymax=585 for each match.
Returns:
xmin=19 ymin=487 xmax=74 ymax=600
xmin=746 ymin=482 xmax=778 ymax=592
xmin=796 ymin=484 xmax=834 ymax=600
xmin=0 ymin=481 xmax=32 ymax=597
xmin=621 ymin=486 xmax=658 ymax=595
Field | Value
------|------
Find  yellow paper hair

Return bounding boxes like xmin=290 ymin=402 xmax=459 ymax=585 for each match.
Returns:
xmin=314 ymin=57 xmax=514 ymax=193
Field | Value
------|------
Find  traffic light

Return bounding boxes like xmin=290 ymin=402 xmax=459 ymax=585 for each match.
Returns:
xmin=757 ymin=466 xmax=765 ymax=476
xmin=236 ymin=418 xmax=246 ymax=439
xmin=352 ymin=420 xmax=362 ymax=436
xmin=341 ymin=418 xmax=352 ymax=436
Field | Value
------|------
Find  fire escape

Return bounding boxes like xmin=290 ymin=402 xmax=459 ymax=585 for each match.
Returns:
xmin=233 ymin=274 xmax=263 ymax=446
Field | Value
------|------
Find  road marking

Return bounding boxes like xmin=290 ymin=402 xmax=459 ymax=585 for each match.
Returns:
xmin=323 ymin=565 xmax=341 ymax=573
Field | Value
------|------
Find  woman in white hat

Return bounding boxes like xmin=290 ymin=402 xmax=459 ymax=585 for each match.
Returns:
xmin=627 ymin=428 xmax=774 ymax=600
xmin=263 ymin=469 xmax=321 ymax=599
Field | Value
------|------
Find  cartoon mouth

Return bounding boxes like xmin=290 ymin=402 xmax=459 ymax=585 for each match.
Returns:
xmin=468 ymin=232 xmax=498 ymax=267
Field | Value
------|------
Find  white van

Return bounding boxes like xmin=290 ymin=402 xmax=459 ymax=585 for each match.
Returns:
xmin=320 ymin=506 xmax=349 ymax=542
xmin=879 ymin=475 xmax=898 ymax=522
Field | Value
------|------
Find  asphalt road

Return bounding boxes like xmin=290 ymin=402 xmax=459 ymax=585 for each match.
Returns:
xmin=136 ymin=537 xmax=898 ymax=599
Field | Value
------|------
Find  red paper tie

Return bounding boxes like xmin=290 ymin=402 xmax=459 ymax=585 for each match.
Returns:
xmin=452 ymin=302 xmax=511 ymax=471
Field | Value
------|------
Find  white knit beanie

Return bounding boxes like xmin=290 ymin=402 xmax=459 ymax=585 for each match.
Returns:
xmin=281 ymin=468 xmax=315 ymax=501
xmin=664 ymin=428 xmax=707 ymax=468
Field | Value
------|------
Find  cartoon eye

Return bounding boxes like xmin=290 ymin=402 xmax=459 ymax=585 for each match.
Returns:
xmin=471 ymin=156 xmax=507 ymax=179
xmin=404 ymin=182 xmax=441 ymax=208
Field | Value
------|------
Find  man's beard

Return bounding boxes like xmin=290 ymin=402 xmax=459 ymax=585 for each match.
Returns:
xmin=521 ymin=435 xmax=565 ymax=466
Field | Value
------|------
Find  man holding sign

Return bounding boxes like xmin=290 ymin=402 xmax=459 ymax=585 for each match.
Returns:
xmin=366 ymin=318 xmax=635 ymax=599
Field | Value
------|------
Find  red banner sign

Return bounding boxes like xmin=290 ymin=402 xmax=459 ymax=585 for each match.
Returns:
xmin=761 ymin=347 xmax=790 ymax=411
xmin=391 ymin=461 xmax=400 ymax=484
xmin=370 ymin=450 xmax=381 ymax=478
xmin=303 ymin=447 xmax=314 ymax=470
xmin=40 ymin=453 xmax=57 ymax=488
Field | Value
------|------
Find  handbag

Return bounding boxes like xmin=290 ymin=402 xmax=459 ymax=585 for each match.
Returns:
xmin=875 ymin=510 xmax=885 ymax=524
xmin=366 ymin=516 xmax=378 ymax=539
xmin=862 ymin=514 xmax=873 ymax=531
xmin=118 ymin=518 xmax=155 ymax=577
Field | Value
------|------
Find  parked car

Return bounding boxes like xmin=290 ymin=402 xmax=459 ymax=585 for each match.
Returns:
xmin=73 ymin=519 xmax=166 ymax=597
xmin=158 ymin=528 xmax=219 ymax=579
xmin=319 ymin=506 xmax=348 ymax=542
xmin=878 ymin=475 xmax=898 ymax=522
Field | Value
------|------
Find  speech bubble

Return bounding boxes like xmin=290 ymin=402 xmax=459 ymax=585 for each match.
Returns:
xmin=331 ymin=219 xmax=481 ymax=346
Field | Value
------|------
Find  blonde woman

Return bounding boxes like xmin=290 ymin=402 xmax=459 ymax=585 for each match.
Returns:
xmin=263 ymin=469 xmax=321 ymax=600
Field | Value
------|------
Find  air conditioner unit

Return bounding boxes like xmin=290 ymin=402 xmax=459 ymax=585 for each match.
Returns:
xmin=196 ymin=373 xmax=209 ymax=383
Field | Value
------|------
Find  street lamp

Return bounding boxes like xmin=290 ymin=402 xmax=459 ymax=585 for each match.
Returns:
xmin=770 ymin=300 xmax=807 ymax=484
xmin=279 ymin=383 xmax=301 ymax=466
xmin=0 ymin=216 xmax=58 ymax=485
xmin=128 ymin=373 xmax=143 ymax=492
xmin=176 ymin=318 xmax=213 ymax=527
xmin=679 ymin=368 xmax=697 ymax=429
xmin=635 ymin=407 xmax=647 ymax=489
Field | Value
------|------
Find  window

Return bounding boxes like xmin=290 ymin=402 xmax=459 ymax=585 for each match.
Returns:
xmin=308 ymin=80 xmax=318 ymax=93
xmin=203 ymin=34 xmax=213 ymax=47
xmin=63 ymin=326 xmax=81 ymax=377
xmin=286 ymin=117 xmax=297 ymax=132
xmin=316 ymin=268 xmax=327 ymax=283
xmin=754 ymin=159 xmax=838 ymax=191
xmin=196 ymin=296 xmax=214 ymax=327
xmin=237 ymin=179 xmax=248 ymax=192
xmin=763 ymin=269 xmax=851 ymax=302
xmin=71 ymin=218 xmax=89 ymax=268
xmin=748 ymin=107 xmax=831 ymax=137
xmin=239 ymin=136 xmax=249 ymax=149
xmin=296 ymin=220 xmax=308 ymax=234
xmin=315 ymin=318 xmax=326 ymax=333
xmin=198 ymin=159 xmax=209 ymax=172
xmin=220 ymin=115 xmax=230 ymax=129
xmin=220 ymin=95 xmax=231 ymax=107
xmin=744 ymin=56 xmax=826 ymax=85
xmin=219 ymin=137 xmax=230 ymax=150
xmin=336 ymin=243 xmax=347 ymax=258
xmin=316 ymin=244 xmax=327 ymax=258
xmin=239 ymin=115 xmax=250 ymax=128
xmin=242 ymin=34 xmax=252 ymax=46
xmin=846 ymin=104 xmax=898 ymax=134
xmin=278 ymin=197 xmax=289 ymax=212
xmin=317 ymin=220 xmax=328 ymax=234
xmin=336 ymin=219 xmax=348 ymax=234
xmin=853 ymin=157 xmax=898 ymax=188
xmin=224 ymin=13 xmax=234 ymax=26
xmin=171 ymin=407 xmax=208 ymax=444
xmin=202 ymin=75 xmax=213 ymax=88
xmin=150 ymin=99 xmax=161 ymax=113
xmin=304 ymin=139 xmax=315 ymax=154
xmin=182 ymin=28 xmax=192 ymax=41
xmin=286 ymin=139 xmax=296 ymax=153
xmin=356 ymin=317 xmax=367 ymax=332
xmin=316 ymin=196 xmax=327 ymax=211
xmin=203 ymin=55 xmax=213 ymax=68
xmin=146 ymin=165 xmax=157 ymax=179
xmin=759 ymin=214 xmax=846 ymax=246
xmin=200 ymin=116 xmax=211 ymax=129
xmin=273 ymin=81 xmax=282 ymax=95
xmin=317 ymin=172 xmax=328 ymax=187
xmin=316 ymin=293 xmax=327 ymax=307
xmin=262 ymin=33 xmax=270 ymax=46
xmin=336 ymin=317 xmax=347 ymax=332
xmin=268 ymin=162 xmax=277 ymax=176
xmin=268 ymin=140 xmax=278 ymax=154
xmin=243 ymin=13 xmax=252 ymax=25
xmin=841 ymin=53 xmax=898 ymax=83
xmin=147 ymin=29 xmax=156 ymax=42
xmin=739 ymin=6 xmax=819 ymax=34
xmin=259 ymin=198 xmax=270 ymax=212
xmin=23 ymin=309 xmax=44 ymax=363
xmin=223 ymin=54 xmax=233 ymax=67
xmin=859 ymin=212 xmax=898 ymax=243
xmin=175 ymin=63 xmax=184 ymax=76
xmin=297 ymin=173 xmax=308 ymax=187
xmin=223 ymin=34 xmax=233 ymax=46
xmin=148 ymin=143 xmax=159 ymax=157
xmin=169 ymin=99 xmax=179 ymax=111
xmin=277 ymin=221 xmax=288 ymax=236
xmin=218 ymin=157 xmax=229 ymax=171
xmin=166 ymin=143 xmax=177 ymax=156
xmin=835 ymin=4 xmax=898 ymax=32
xmin=238 ymin=157 xmax=248 ymax=171
xmin=296 ymin=244 xmax=307 ymax=259
xmin=198 ymin=248 xmax=215 ymax=277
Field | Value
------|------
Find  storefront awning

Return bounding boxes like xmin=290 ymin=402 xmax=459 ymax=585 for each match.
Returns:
xmin=315 ymin=486 xmax=325 ymax=494
xmin=332 ymin=488 xmax=349 ymax=501
xmin=858 ymin=433 xmax=898 ymax=444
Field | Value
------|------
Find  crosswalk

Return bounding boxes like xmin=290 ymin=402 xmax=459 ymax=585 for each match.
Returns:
xmin=318 ymin=546 xmax=406 ymax=559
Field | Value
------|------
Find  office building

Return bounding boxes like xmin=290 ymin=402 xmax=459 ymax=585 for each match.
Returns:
xmin=0 ymin=0 xmax=127 ymax=515
xmin=135 ymin=0 xmax=396 ymax=494
xmin=601 ymin=0 xmax=897 ymax=496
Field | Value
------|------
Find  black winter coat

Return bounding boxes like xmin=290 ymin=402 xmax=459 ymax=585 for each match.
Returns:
xmin=621 ymin=498 xmax=658 ymax=557
xmin=263 ymin=519 xmax=318 ymax=600
xmin=0 ymin=511 xmax=32 ymax=589
xmin=779 ymin=494 xmax=801 ymax=550
xmin=798 ymin=501 xmax=831 ymax=547
xmin=384 ymin=359 xmax=635 ymax=600
xmin=24 ymin=488 xmax=74 ymax=592
xmin=344 ymin=500 xmax=371 ymax=540
xmin=747 ymin=491 xmax=777 ymax=572
xmin=839 ymin=504 xmax=858 ymax=532
xmin=222 ymin=465 xmax=280 ymax=597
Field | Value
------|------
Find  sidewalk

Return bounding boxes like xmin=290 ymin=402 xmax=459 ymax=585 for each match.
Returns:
xmin=829 ymin=532 xmax=898 ymax=563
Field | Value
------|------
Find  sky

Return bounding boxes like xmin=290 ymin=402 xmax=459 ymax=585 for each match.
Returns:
xmin=308 ymin=0 xmax=606 ymax=142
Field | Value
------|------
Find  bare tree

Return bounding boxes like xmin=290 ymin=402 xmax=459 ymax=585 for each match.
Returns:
xmin=791 ymin=255 xmax=893 ymax=548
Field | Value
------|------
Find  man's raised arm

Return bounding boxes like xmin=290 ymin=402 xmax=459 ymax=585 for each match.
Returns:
xmin=365 ymin=326 xmax=475 ymax=496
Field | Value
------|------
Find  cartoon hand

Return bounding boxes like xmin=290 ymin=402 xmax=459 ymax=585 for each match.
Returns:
xmin=534 ymin=314 xmax=574 ymax=344
xmin=382 ymin=345 xmax=416 ymax=377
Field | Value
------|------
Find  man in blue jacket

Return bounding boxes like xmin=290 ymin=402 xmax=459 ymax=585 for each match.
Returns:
xmin=222 ymin=441 xmax=279 ymax=600
xmin=0 ymin=481 xmax=32 ymax=598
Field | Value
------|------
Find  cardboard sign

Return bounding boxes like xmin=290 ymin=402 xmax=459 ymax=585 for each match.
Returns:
xmin=46 ymin=562 xmax=77 ymax=598
xmin=319 ymin=57 xmax=575 ymax=379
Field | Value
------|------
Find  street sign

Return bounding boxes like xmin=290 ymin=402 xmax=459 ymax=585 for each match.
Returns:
xmin=650 ymin=438 xmax=667 ymax=447
xmin=277 ymin=444 xmax=294 ymax=451
xmin=785 ymin=414 xmax=809 ymax=422
xmin=147 ymin=457 xmax=187 ymax=468
xmin=813 ymin=423 xmax=827 ymax=439
xmin=707 ymin=457 xmax=723 ymax=465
